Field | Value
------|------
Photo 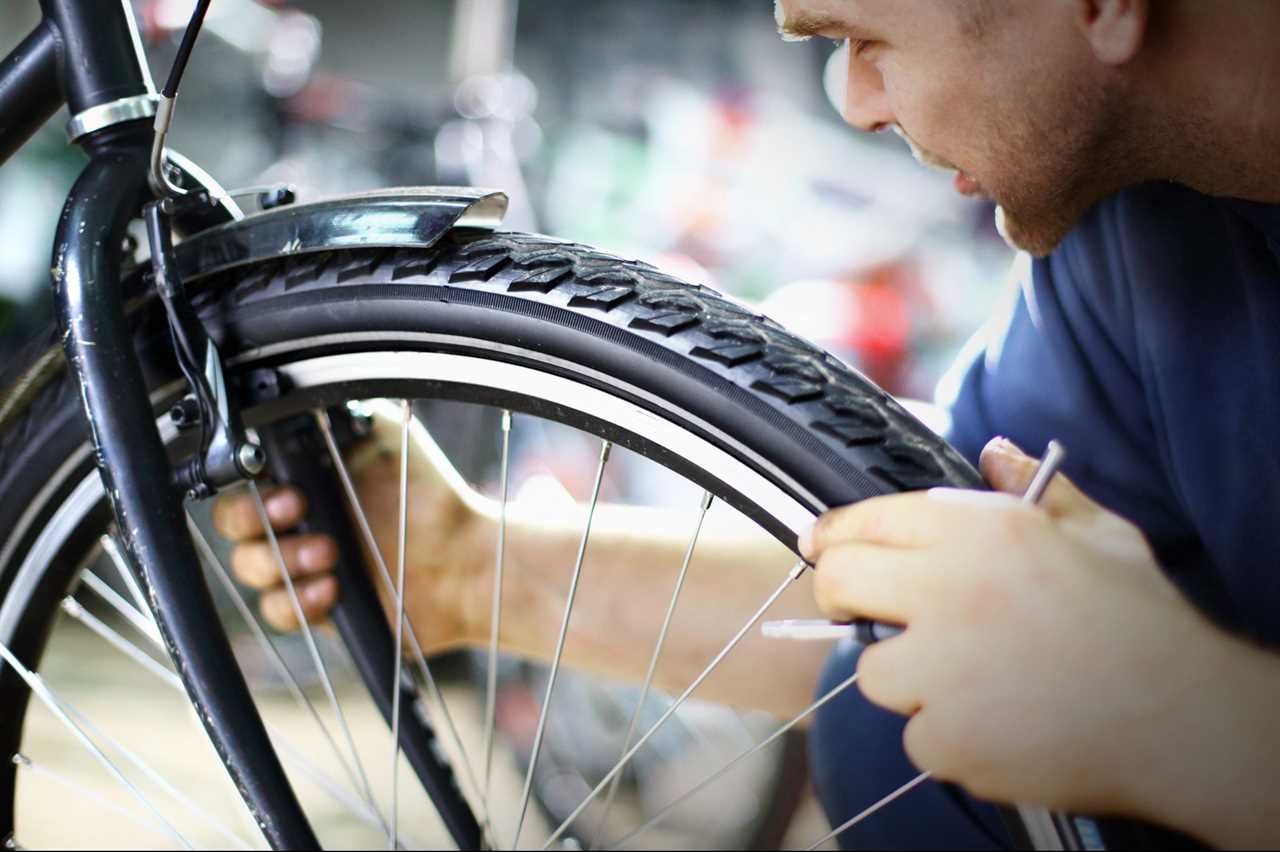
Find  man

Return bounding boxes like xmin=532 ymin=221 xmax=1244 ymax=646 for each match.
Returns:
xmin=216 ymin=0 xmax=1280 ymax=846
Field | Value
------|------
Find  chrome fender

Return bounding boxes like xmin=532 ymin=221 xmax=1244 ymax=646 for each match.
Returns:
xmin=173 ymin=186 xmax=509 ymax=281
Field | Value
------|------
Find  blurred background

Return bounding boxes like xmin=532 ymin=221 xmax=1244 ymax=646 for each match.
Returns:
xmin=0 ymin=2 xmax=1018 ymax=848
xmin=0 ymin=0 xmax=1014 ymax=399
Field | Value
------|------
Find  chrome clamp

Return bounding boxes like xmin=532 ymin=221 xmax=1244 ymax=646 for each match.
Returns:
xmin=66 ymin=93 xmax=159 ymax=142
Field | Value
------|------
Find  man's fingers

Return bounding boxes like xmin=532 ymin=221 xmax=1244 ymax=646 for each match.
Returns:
xmin=231 ymin=533 xmax=338 ymax=589
xmin=812 ymin=542 xmax=927 ymax=624
xmin=260 ymin=575 xmax=339 ymax=632
xmin=801 ymin=493 xmax=933 ymax=557
xmin=802 ymin=487 xmax=1021 ymax=557
xmin=856 ymin=639 xmax=923 ymax=717
xmin=212 ymin=486 xmax=308 ymax=541
xmin=979 ymin=437 xmax=1093 ymax=518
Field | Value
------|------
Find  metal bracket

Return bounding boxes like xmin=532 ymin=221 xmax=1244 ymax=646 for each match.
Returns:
xmin=66 ymin=93 xmax=158 ymax=142
xmin=171 ymin=186 xmax=509 ymax=282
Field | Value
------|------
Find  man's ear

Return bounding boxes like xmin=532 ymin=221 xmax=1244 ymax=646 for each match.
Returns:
xmin=1074 ymin=0 xmax=1149 ymax=65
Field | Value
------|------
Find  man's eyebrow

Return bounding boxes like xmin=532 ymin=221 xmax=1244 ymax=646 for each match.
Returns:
xmin=780 ymin=11 xmax=835 ymax=39
xmin=776 ymin=9 xmax=866 ymax=42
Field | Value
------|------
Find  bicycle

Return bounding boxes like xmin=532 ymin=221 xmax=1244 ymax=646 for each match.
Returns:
xmin=0 ymin=2 xmax=1104 ymax=849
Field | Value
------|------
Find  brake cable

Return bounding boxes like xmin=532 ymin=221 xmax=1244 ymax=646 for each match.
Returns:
xmin=141 ymin=0 xmax=266 ymax=497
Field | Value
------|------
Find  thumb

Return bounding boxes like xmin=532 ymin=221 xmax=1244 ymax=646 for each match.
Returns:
xmin=979 ymin=437 xmax=1095 ymax=518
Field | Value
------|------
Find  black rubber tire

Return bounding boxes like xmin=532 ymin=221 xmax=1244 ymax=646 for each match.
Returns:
xmin=0 ymin=229 xmax=983 ymax=846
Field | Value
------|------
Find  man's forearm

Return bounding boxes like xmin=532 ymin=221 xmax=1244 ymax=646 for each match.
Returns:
xmin=473 ymin=498 xmax=829 ymax=720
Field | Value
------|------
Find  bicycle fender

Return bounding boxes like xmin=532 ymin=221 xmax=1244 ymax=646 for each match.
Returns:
xmin=0 ymin=187 xmax=505 ymax=438
xmin=173 ymin=186 xmax=509 ymax=282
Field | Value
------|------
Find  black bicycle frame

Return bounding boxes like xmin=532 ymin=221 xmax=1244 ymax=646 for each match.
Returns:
xmin=3 ymin=3 xmax=321 ymax=847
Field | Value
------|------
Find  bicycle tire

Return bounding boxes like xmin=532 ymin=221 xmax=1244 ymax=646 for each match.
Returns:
xmin=0 ymin=228 xmax=985 ymax=848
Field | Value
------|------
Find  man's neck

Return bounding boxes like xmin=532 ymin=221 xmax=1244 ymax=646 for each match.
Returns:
xmin=1140 ymin=1 xmax=1280 ymax=203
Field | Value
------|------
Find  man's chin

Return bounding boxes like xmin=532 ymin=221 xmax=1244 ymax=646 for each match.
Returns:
xmin=994 ymin=205 xmax=1074 ymax=258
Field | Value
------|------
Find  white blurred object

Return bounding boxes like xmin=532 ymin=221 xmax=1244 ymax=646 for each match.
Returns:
xmin=262 ymin=11 xmax=322 ymax=98
xmin=515 ymin=473 xmax=577 ymax=508
xmin=823 ymin=40 xmax=850 ymax=119
xmin=450 ymin=0 xmax=520 ymax=80
xmin=758 ymin=278 xmax=863 ymax=350
xmin=899 ymin=398 xmax=952 ymax=437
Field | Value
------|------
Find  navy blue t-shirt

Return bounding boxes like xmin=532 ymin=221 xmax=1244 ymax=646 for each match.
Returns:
xmin=810 ymin=183 xmax=1280 ymax=848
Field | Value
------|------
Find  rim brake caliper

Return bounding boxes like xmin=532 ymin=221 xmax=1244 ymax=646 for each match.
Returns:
xmin=143 ymin=198 xmax=265 ymax=498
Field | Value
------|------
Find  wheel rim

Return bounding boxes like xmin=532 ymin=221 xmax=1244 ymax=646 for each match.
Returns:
xmin=0 ymin=346 xmax=857 ymax=850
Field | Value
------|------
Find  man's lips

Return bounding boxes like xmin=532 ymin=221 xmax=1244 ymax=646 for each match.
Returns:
xmin=954 ymin=171 xmax=982 ymax=197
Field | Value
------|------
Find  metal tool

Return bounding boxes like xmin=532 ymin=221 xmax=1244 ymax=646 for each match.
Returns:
xmin=764 ymin=440 xmax=1068 ymax=645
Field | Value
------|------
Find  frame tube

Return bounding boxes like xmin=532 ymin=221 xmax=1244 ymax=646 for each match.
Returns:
xmin=38 ymin=0 xmax=151 ymax=114
xmin=0 ymin=21 xmax=61 ymax=167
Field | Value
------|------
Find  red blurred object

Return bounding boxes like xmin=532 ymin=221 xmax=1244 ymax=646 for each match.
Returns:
xmin=847 ymin=266 xmax=913 ymax=387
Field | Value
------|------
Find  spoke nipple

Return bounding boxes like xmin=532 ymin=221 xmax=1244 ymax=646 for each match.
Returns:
xmin=60 ymin=596 xmax=82 ymax=617
xmin=600 ymin=440 xmax=613 ymax=463
xmin=11 ymin=753 xmax=29 ymax=767
xmin=700 ymin=490 xmax=714 ymax=511
xmin=501 ymin=409 xmax=512 ymax=433
xmin=789 ymin=560 xmax=810 ymax=581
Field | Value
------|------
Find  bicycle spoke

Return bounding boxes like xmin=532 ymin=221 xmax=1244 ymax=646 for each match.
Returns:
xmin=59 ymin=571 xmax=402 ymax=847
xmin=187 ymin=514 xmax=380 ymax=828
xmin=605 ymin=670 xmax=860 ymax=849
xmin=266 ymin=727 xmax=423 ymax=851
xmin=100 ymin=533 xmax=153 ymax=619
xmin=483 ymin=409 xmax=512 ymax=835
xmin=12 ymin=754 xmax=177 ymax=844
xmin=511 ymin=439 xmax=613 ymax=851
xmin=60 ymin=597 xmax=182 ymax=691
xmin=591 ymin=490 xmax=713 ymax=846
xmin=390 ymin=398 xmax=412 ymax=851
xmin=247 ymin=479 xmax=387 ymax=833
xmin=77 ymin=570 xmax=163 ymax=647
xmin=61 ymin=704 xmax=257 ymax=850
xmin=805 ymin=771 xmax=933 ymax=851
xmin=313 ymin=408 xmax=489 ymax=818
xmin=0 ymin=644 xmax=192 ymax=849
xmin=540 ymin=560 xmax=811 ymax=850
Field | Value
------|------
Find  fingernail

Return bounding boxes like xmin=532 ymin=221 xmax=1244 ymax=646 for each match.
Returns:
xmin=992 ymin=436 xmax=1024 ymax=456
xmin=265 ymin=489 xmax=299 ymax=521
xmin=300 ymin=539 xmax=333 ymax=570
xmin=303 ymin=579 xmax=332 ymax=605
xmin=797 ymin=519 xmax=816 ymax=558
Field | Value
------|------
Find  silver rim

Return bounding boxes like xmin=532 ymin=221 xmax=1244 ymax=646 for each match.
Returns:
xmin=2 ymin=342 xmax=952 ymax=844
xmin=0 ymin=344 xmax=846 ymax=850
xmin=1 ymin=346 xmax=817 ymax=647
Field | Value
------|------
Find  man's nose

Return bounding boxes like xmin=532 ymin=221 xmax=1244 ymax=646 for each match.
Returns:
xmin=844 ymin=54 xmax=895 ymax=133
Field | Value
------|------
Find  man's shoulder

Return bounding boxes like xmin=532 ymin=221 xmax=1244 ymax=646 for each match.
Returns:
xmin=1052 ymin=183 xmax=1275 ymax=290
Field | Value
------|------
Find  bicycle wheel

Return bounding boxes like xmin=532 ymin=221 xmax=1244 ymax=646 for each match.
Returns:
xmin=0 ymin=229 xmax=986 ymax=849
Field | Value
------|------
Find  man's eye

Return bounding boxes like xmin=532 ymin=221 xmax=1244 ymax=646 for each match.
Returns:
xmin=851 ymin=39 xmax=872 ymax=56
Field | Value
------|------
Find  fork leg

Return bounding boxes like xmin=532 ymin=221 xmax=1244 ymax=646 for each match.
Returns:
xmin=50 ymin=137 xmax=318 ymax=850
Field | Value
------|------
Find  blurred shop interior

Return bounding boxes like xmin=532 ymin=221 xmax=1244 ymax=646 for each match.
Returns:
xmin=0 ymin=0 xmax=1014 ymax=400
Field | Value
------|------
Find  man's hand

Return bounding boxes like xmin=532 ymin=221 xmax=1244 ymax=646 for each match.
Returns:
xmin=212 ymin=408 xmax=493 ymax=652
xmin=800 ymin=437 xmax=1273 ymax=840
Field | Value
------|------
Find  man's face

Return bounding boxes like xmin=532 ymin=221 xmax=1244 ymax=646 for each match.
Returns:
xmin=778 ymin=0 xmax=1132 ymax=255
